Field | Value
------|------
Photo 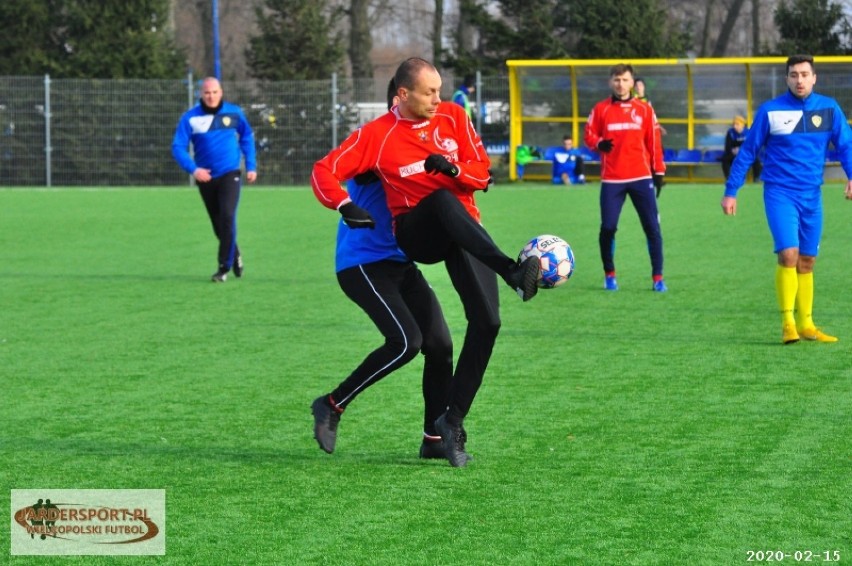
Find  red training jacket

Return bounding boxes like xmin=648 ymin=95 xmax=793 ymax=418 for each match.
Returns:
xmin=311 ymin=101 xmax=492 ymax=222
xmin=584 ymin=96 xmax=666 ymax=183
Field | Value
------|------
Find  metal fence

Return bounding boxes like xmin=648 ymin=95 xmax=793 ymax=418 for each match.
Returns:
xmin=0 ymin=74 xmax=511 ymax=187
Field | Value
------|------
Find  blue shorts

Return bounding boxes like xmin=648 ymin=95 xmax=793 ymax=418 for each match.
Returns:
xmin=763 ymin=184 xmax=822 ymax=256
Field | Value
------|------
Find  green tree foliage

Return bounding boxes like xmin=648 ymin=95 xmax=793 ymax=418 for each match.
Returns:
xmin=773 ymin=0 xmax=852 ymax=55
xmin=0 ymin=0 xmax=184 ymax=78
xmin=445 ymin=0 xmax=690 ymax=76
xmin=561 ymin=0 xmax=691 ymax=58
xmin=247 ymin=0 xmax=345 ymax=80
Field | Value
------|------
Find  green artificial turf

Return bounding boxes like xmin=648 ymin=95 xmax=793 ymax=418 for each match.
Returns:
xmin=1 ymin=183 xmax=850 ymax=565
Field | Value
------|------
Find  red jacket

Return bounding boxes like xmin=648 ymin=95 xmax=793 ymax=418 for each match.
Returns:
xmin=311 ymin=101 xmax=492 ymax=221
xmin=584 ymin=96 xmax=665 ymax=182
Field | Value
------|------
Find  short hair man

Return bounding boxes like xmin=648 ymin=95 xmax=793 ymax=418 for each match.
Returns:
xmin=311 ymin=58 xmax=539 ymax=467
xmin=721 ymin=54 xmax=852 ymax=344
xmin=584 ymin=63 xmax=667 ymax=292
xmin=171 ymin=77 xmax=257 ymax=282
xmin=552 ymin=135 xmax=586 ymax=185
xmin=452 ymin=74 xmax=476 ymax=121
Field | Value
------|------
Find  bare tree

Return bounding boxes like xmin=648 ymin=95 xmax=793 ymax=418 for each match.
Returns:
xmin=712 ymin=0 xmax=747 ymax=56
xmin=699 ymin=0 xmax=717 ymax=56
xmin=349 ymin=0 xmax=373 ymax=79
xmin=752 ymin=0 xmax=761 ymax=54
xmin=433 ymin=0 xmax=444 ymax=65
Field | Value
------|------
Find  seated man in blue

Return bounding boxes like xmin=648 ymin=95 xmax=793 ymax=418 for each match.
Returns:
xmin=552 ymin=136 xmax=586 ymax=185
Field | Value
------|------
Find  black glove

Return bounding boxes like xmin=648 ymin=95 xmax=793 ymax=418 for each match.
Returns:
xmin=339 ymin=202 xmax=375 ymax=229
xmin=424 ymin=154 xmax=459 ymax=177
xmin=597 ymin=139 xmax=614 ymax=153
xmin=353 ymin=170 xmax=380 ymax=186
xmin=653 ymin=174 xmax=665 ymax=197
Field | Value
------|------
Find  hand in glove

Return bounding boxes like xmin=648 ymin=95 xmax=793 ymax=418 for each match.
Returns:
xmin=653 ymin=174 xmax=665 ymax=197
xmin=424 ymin=154 xmax=459 ymax=177
xmin=597 ymin=139 xmax=614 ymax=153
xmin=339 ymin=202 xmax=375 ymax=229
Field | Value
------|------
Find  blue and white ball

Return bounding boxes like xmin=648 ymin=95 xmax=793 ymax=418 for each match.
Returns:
xmin=518 ymin=234 xmax=575 ymax=289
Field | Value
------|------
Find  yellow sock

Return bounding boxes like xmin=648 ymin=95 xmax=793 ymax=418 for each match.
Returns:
xmin=795 ymin=271 xmax=814 ymax=330
xmin=775 ymin=266 xmax=797 ymax=325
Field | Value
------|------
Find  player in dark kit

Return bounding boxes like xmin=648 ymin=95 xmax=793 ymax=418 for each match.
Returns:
xmin=312 ymin=58 xmax=539 ymax=467
xmin=171 ymin=77 xmax=257 ymax=282
xmin=310 ymin=81 xmax=456 ymax=460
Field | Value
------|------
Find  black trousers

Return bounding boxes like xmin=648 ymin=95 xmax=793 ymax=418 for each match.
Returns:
xmin=394 ymin=189 xmax=507 ymax=424
xmin=334 ymin=261 xmax=453 ymax=435
xmin=599 ymin=179 xmax=663 ymax=277
xmin=198 ymin=170 xmax=241 ymax=270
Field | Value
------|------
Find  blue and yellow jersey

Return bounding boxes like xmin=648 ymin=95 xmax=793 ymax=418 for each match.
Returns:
xmin=725 ymin=90 xmax=852 ymax=196
xmin=171 ymin=101 xmax=256 ymax=178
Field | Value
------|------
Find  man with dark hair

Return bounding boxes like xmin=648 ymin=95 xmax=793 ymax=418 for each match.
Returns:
xmin=552 ymin=135 xmax=585 ymax=185
xmin=310 ymin=79 xmax=455 ymax=460
xmin=722 ymin=54 xmax=852 ymax=344
xmin=452 ymin=74 xmax=476 ymax=121
xmin=584 ymin=63 xmax=667 ymax=292
xmin=171 ymin=77 xmax=257 ymax=282
xmin=311 ymin=57 xmax=539 ymax=467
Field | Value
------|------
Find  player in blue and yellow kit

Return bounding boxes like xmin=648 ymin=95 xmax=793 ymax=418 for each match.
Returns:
xmin=172 ymin=77 xmax=257 ymax=282
xmin=722 ymin=54 xmax=852 ymax=344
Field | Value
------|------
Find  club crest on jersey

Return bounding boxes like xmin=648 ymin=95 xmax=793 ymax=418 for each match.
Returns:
xmin=418 ymin=131 xmax=428 ymax=142
xmin=433 ymin=127 xmax=458 ymax=152
xmin=223 ymin=116 xmax=231 ymax=127
xmin=811 ymin=115 xmax=822 ymax=128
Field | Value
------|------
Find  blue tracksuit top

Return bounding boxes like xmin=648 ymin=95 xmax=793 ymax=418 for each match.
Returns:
xmin=335 ymin=178 xmax=408 ymax=273
xmin=171 ymin=101 xmax=257 ymax=179
xmin=725 ymin=90 xmax=852 ymax=197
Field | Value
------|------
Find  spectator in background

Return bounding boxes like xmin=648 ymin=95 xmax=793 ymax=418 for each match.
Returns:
xmin=171 ymin=77 xmax=257 ymax=282
xmin=722 ymin=115 xmax=761 ymax=181
xmin=452 ymin=74 xmax=476 ymax=121
xmin=634 ymin=77 xmax=667 ymax=135
xmin=552 ymin=136 xmax=586 ymax=185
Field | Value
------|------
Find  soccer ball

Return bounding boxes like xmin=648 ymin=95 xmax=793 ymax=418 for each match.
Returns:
xmin=518 ymin=234 xmax=575 ymax=289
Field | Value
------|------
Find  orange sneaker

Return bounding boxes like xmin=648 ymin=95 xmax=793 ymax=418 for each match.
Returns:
xmin=782 ymin=323 xmax=800 ymax=345
xmin=798 ymin=327 xmax=838 ymax=343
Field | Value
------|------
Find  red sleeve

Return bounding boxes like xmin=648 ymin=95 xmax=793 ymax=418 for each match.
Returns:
xmin=648 ymin=107 xmax=666 ymax=175
xmin=311 ymin=128 xmax=374 ymax=210
xmin=584 ymin=102 xmax=606 ymax=151
xmin=441 ymin=103 xmax=491 ymax=191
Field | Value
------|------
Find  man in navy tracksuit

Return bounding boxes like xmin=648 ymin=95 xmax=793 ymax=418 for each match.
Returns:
xmin=172 ymin=77 xmax=257 ymax=282
xmin=722 ymin=54 xmax=852 ymax=344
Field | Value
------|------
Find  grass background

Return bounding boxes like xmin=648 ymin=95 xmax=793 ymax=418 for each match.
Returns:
xmin=1 ymin=183 xmax=850 ymax=565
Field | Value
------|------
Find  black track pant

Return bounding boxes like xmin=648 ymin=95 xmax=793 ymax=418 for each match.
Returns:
xmin=333 ymin=261 xmax=453 ymax=436
xmin=394 ymin=189 xmax=506 ymax=425
xmin=599 ymin=179 xmax=663 ymax=277
xmin=198 ymin=170 xmax=241 ymax=270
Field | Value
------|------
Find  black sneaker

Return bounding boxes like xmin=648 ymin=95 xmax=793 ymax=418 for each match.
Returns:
xmin=311 ymin=396 xmax=341 ymax=454
xmin=419 ymin=438 xmax=446 ymax=459
xmin=508 ymin=257 xmax=540 ymax=301
xmin=211 ymin=267 xmax=228 ymax=282
xmin=233 ymin=254 xmax=243 ymax=278
xmin=434 ymin=413 xmax=470 ymax=467
xmin=419 ymin=427 xmax=469 ymax=460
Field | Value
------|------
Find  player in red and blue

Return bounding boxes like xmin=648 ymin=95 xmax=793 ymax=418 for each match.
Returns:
xmin=310 ymin=80 xmax=456 ymax=460
xmin=171 ymin=77 xmax=257 ymax=282
xmin=584 ymin=63 xmax=667 ymax=292
xmin=312 ymin=58 xmax=539 ymax=467
xmin=722 ymin=54 xmax=852 ymax=344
